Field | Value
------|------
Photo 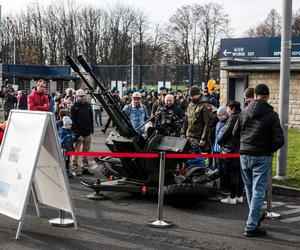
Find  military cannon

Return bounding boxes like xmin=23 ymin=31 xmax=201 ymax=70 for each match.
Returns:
xmin=66 ymin=55 xmax=218 ymax=201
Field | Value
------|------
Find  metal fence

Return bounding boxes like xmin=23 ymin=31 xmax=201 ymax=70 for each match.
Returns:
xmin=92 ymin=64 xmax=205 ymax=90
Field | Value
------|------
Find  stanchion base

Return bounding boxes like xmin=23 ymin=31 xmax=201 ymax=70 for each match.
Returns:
xmin=273 ymin=175 xmax=289 ymax=181
xmin=87 ymin=192 xmax=109 ymax=200
xmin=266 ymin=212 xmax=281 ymax=219
xmin=147 ymin=219 xmax=173 ymax=228
xmin=49 ymin=218 xmax=74 ymax=227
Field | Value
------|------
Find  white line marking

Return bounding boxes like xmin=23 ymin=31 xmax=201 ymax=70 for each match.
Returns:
xmin=281 ymin=208 xmax=300 ymax=215
xmin=281 ymin=216 xmax=300 ymax=223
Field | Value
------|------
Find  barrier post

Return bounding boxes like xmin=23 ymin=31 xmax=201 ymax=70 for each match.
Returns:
xmin=148 ymin=152 xmax=173 ymax=228
xmin=266 ymin=156 xmax=281 ymax=219
xmin=48 ymin=150 xmax=75 ymax=227
xmin=49 ymin=209 xmax=74 ymax=227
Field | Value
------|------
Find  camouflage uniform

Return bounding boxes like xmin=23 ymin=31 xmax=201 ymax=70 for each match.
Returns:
xmin=176 ymin=97 xmax=189 ymax=113
xmin=181 ymin=98 xmax=214 ymax=151
xmin=119 ymin=97 xmax=130 ymax=109
xmin=155 ymin=104 xmax=184 ymax=137
xmin=0 ymin=92 xmax=15 ymax=120
xmin=151 ymin=98 xmax=164 ymax=115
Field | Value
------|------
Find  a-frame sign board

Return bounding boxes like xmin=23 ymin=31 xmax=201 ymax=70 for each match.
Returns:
xmin=0 ymin=110 xmax=77 ymax=239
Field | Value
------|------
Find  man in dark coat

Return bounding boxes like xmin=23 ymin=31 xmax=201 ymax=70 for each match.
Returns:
xmin=233 ymin=84 xmax=284 ymax=237
xmin=70 ymin=89 xmax=94 ymax=176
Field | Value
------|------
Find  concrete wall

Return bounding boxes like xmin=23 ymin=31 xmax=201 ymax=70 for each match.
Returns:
xmin=220 ymin=60 xmax=300 ymax=129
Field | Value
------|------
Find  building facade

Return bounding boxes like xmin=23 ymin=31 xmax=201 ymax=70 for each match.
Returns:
xmin=220 ymin=59 xmax=300 ymax=129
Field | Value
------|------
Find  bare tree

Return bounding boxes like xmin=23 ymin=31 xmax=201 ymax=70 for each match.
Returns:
xmin=200 ymin=3 xmax=230 ymax=81
xmin=292 ymin=8 xmax=300 ymax=36
xmin=166 ymin=3 xmax=229 ymax=81
xmin=246 ymin=9 xmax=281 ymax=37
xmin=43 ymin=5 xmax=62 ymax=65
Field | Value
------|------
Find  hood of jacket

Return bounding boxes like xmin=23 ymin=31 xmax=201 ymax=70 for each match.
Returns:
xmin=246 ymin=100 xmax=273 ymax=119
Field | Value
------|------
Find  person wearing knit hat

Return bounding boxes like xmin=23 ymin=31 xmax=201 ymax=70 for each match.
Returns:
xmin=212 ymin=105 xmax=229 ymax=190
xmin=244 ymin=87 xmax=254 ymax=107
xmin=63 ymin=116 xmax=73 ymax=129
xmin=181 ymin=85 xmax=213 ymax=151
xmin=58 ymin=116 xmax=74 ymax=178
xmin=217 ymin=106 xmax=229 ymax=117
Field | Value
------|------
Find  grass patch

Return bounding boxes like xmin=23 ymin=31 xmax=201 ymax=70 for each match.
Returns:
xmin=272 ymin=129 xmax=300 ymax=189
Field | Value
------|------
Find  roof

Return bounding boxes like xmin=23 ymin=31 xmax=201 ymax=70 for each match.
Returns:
xmin=3 ymin=73 xmax=79 ymax=81
xmin=221 ymin=63 xmax=300 ymax=72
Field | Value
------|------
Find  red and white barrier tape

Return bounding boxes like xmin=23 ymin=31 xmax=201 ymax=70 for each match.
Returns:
xmin=66 ymin=151 xmax=240 ymax=159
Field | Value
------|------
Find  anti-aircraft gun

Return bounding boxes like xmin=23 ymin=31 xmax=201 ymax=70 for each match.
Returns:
xmin=66 ymin=55 xmax=218 ymax=200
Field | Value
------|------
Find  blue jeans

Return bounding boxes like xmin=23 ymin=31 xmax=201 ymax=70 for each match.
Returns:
xmin=240 ymin=155 xmax=271 ymax=231
xmin=94 ymin=109 xmax=102 ymax=126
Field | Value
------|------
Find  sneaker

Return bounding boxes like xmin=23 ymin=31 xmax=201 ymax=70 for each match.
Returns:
xmin=244 ymin=228 xmax=267 ymax=237
xmin=220 ymin=196 xmax=237 ymax=204
xmin=72 ymin=170 xmax=82 ymax=177
xmin=236 ymin=196 xmax=244 ymax=203
xmin=82 ymin=169 xmax=94 ymax=176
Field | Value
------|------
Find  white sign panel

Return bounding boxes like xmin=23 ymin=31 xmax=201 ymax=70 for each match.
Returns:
xmin=0 ymin=110 xmax=77 ymax=238
xmin=33 ymin=117 xmax=72 ymax=212
xmin=0 ymin=111 xmax=47 ymax=220
xmin=158 ymin=81 xmax=164 ymax=90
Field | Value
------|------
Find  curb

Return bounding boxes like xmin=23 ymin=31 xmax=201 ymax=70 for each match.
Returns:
xmin=272 ymin=184 xmax=300 ymax=197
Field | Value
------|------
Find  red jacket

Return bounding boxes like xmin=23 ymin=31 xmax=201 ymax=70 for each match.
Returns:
xmin=0 ymin=121 xmax=7 ymax=145
xmin=27 ymin=90 xmax=50 ymax=111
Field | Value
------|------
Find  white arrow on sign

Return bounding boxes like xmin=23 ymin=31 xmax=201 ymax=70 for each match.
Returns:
xmin=223 ymin=50 xmax=232 ymax=56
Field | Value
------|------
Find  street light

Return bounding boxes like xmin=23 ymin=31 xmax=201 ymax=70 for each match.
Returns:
xmin=131 ymin=33 xmax=134 ymax=90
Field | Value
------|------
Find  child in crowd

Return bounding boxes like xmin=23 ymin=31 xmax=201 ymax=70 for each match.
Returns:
xmin=58 ymin=116 xmax=74 ymax=178
xmin=56 ymin=109 xmax=69 ymax=131
xmin=213 ymin=106 xmax=230 ymax=191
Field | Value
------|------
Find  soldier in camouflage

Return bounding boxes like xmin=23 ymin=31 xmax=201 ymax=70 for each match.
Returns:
xmin=181 ymin=86 xmax=214 ymax=152
xmin=0 ymin=85 xmax=16 ymax=121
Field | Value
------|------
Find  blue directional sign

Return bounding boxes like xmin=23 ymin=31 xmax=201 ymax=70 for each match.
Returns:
xmin=220 ymin=36 xmax=300 ymax=58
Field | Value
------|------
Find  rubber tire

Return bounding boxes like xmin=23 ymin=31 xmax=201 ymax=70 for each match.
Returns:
xmin=164 ymin=183 xmax=218 ymax=205
xmin=99 ymin=161 xmax=124 ymax=179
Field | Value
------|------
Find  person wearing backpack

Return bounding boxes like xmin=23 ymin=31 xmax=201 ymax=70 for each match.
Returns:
xmin=122 ymin=92 xmax=149 ymax=134
xmin=58 ymin=116 xmax=74 ymax=178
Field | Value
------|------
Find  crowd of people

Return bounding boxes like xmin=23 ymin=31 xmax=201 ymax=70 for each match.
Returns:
xmin=0 ymin=79 xmax=284 ymax=238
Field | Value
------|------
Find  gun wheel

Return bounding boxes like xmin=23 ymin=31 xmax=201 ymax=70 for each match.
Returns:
xmin=164 ymin=183 xmax=218 ymax=205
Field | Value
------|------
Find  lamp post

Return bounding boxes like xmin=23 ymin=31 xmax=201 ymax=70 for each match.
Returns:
xmin=275 ymin=0 xmax=293 ymax=180
xmin=131 ymin=34 xmax=134 ymax=90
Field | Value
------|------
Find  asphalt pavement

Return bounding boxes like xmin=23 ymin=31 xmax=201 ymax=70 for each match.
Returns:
xmin=0 ymin=112 xmax=299 ymax=249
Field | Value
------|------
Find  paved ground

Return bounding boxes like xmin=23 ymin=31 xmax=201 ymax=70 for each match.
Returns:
xmin=0 ymin=112 xmax=299 ymax=249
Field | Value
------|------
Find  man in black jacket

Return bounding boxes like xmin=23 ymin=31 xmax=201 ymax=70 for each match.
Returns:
xmin=70 ymin=89 xmax=94 ymax=176
xmin=233 ymin=84 xmax=284 ymax=237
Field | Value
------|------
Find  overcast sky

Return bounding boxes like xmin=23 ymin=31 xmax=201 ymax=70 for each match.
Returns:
xmin=1 ymin=0 xmax=300 ymax=37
